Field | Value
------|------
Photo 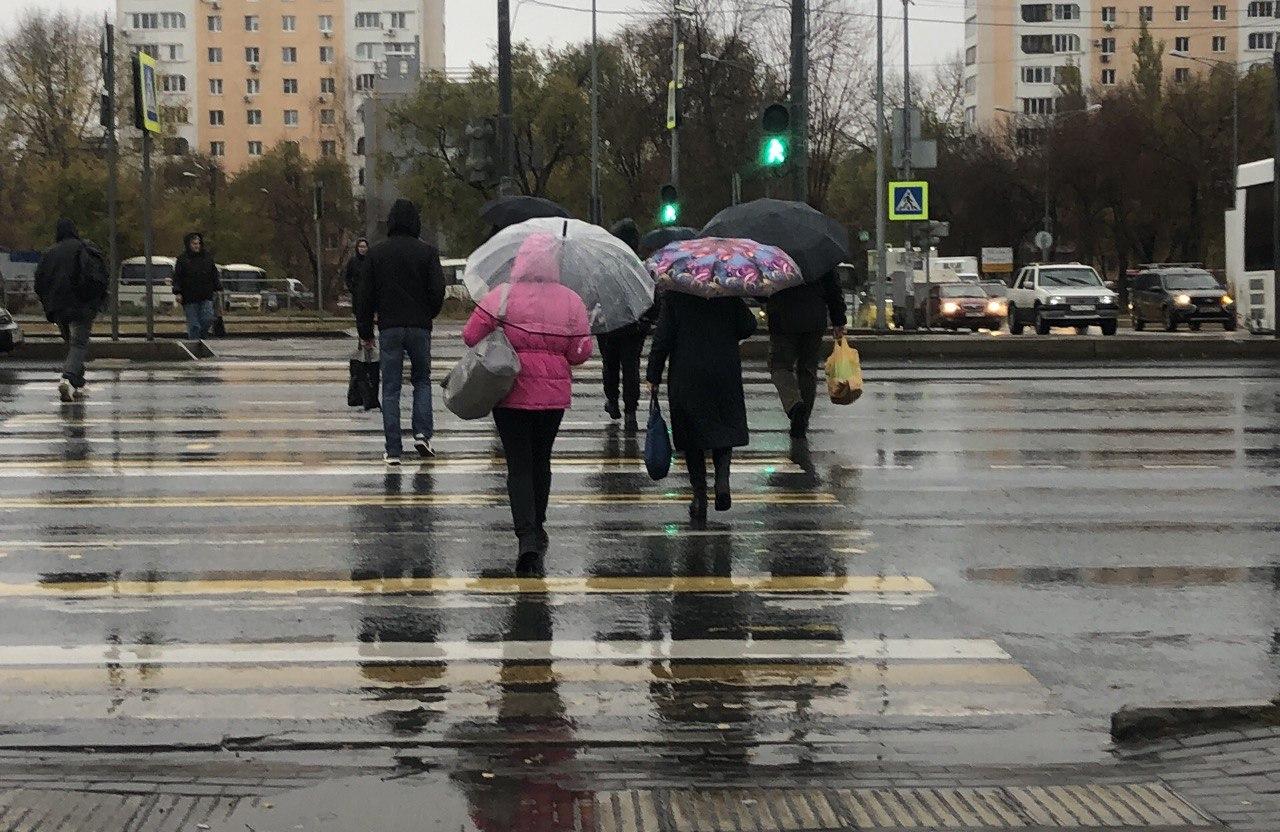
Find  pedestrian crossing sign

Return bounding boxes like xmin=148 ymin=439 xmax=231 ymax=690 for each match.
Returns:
xmin=888 ymin=181 xmax=929 ymax=221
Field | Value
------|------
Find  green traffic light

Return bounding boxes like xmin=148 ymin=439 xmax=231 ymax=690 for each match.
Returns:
xmin=762 ymin=136 xmax=788 ymax=167
xmin=660 ymin=202 xmax=679 ymax=225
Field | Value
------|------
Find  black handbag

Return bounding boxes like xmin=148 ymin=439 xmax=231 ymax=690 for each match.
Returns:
xmin=347 ymin=347 xmax=380 ymax=410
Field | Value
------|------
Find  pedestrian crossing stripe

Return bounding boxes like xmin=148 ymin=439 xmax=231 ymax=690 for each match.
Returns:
xmin=888 ymin=181 xmax=929 ymax=221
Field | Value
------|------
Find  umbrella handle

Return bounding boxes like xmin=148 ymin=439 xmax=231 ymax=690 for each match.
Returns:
xmin=562 ymin=220 xmax=568 ymax=238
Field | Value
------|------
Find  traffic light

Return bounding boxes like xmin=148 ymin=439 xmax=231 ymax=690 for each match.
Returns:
xmin=658 ymin=183 xmax=680 ymax=225
xmin=760 ymin=103 xmax=790 ymax=169
xmin=465 ymin=117 xmax=497 ymax=187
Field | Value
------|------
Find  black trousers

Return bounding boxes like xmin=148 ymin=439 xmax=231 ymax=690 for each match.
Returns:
xmin=685 ymin=448 xmax=733 ymax=498
xmin=768 ymin=330 xmax=824 ymax=420
xmin=599 ymin=329 xmax=646 ymax=413
xmin=493 ymin=407 xmax=565 ymax=552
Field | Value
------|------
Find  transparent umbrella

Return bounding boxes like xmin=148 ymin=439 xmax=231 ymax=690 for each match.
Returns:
xmin=463 ymin=217 xmax=655 ymax=335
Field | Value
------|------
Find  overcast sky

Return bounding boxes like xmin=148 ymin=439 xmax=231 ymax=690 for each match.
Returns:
xmin=0 ymin=0 xmax=961 ymax=75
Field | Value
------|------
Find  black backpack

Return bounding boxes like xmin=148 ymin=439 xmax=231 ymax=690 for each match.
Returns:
xmin=73 ymin=242 xmax=110 ymax=304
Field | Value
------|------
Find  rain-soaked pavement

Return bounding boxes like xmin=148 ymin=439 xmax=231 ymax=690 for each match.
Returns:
xmin=0 ymin=338 xmax=1278 ymax=793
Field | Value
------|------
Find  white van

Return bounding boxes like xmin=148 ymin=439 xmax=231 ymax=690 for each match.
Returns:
xmin=219 ymin=264 xmax=314 ymax=311
xmin=118 ymin=256 xmax=178 ymax=308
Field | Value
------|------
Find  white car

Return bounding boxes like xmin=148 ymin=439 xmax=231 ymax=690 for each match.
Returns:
xmin=1006 ymin=263 xmax=1120 ymax=335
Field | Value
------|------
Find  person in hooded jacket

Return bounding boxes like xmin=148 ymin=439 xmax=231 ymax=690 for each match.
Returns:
xmin=596 ymin=218 xmax=652 ymax=429
xmin=342 ymin=238 xmax=369 ymax=303
xmin=172 ymin=232 xmax=222 ymax=341
xmin=647 ymin=291 xmax=757 ymax=525
xmin=357 ymin=200 xmax=446 ymax=463
xmin=462 ymin=233 xmax=592 ymax=576
xmin=34 ymin=218 xmax=108 ymax=402
xmin=765 ymin=269 xmax=847 ymax=438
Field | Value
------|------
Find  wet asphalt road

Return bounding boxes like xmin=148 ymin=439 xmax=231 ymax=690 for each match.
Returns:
xmin=0 ymin=338 xmax=1278 ymax=776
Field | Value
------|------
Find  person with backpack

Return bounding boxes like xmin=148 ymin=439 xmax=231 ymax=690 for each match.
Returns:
xmin=34 ymin=218 xmax=109 ymax=402
xmin=173 ymin=232 xmax=222 ymax=341
xmin=356 ymin=200 xmax=446 ymax=464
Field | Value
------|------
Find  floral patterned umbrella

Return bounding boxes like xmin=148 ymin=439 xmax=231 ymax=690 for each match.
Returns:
xmin=644 ymin=237 xmax=803 ymax=299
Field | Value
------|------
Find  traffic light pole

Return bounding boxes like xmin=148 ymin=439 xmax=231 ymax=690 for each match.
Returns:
xmin=874 ymin=0 xmax=888 ymax=330
xmin=497 ymin=0 xmax=514 ymax=195
xmin=670 ymin=5 xmax=680 ymax=188
xmin=901 ymin=0 xmax=916 ymax=329
xmin=790 ymin=0 xmax=808 ymax=203
xmin=1272 ymin=48 xmax=1279 ymax=337
xmin=589 ymin=0 xmax=601 ymax=224
xmin=103 ymin=17 xmax=120 ymax=341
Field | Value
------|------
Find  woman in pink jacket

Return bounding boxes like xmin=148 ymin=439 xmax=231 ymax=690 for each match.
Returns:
xmin=462 ymin=234 xmax=593 ymax=575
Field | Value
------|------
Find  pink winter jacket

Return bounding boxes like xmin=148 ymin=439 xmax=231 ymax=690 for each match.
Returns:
xmin=462 ymin=234 xmax=593 ymax=411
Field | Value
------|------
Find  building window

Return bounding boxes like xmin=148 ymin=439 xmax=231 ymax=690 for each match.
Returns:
xmin=161 ymin=74 xmax=187 ymax=92
xmin=1053 ymin=34 xmax=1079 ymax=52
xmin=209 ymin=78 xmax=223 ymax=95
xmin=1174 ymin=36 xmax=1190 ymax=51
xmin=247 ymin=109 xmax=262 ymax=125
xmin=356 ymin=73 xmax=377 ymax=90
xmin=208 ymin=47 xmax=222 ymax=63
xmin=965 ymin=45 xmax=977 ymax=65
xmin=210 ymin=141 xmax=225 ymax=157
xmin=284 ymin=109 xmax=299 ymax=126
xmin=1021 ymin=65 xmax=1053 ymax=83
xmin=386 ymin=42 xmax=415 ymax=54
xmin=209 ymin=109 xmax=225 ymax=126
xmin=245 ymin=46 xmax=260 ymax=63
xmin=320 ymin=109 xmax=336 ymax=125
xmin=1212 ymin=4 xmax=1227 ymax=18
xmin=356 ymin=42 xmax=377 ymax=59
xmin=162 ymin=44 xmax=184 ymax=61
xmin=1248 ymin=31 xmax=1275 ymax=49
xmin=1022 ymin=97 xmax=1056 ymax=115
xmin=244 ymin=15 xmax=260 ymax=31
xmin=160 ymin=106 xmax=189 ymax=124
xmin=248 ymin=141 xmax=263 ymax=156
xmin=1174 ymin=67 xmax=1190 ymax=82
xmin=1021 ymin=35 xmax=1054 ymax=54
xmin=318 ymin=15 xmax=333 ymax=32
xmin=207 ymin=15 xmax=221 ymax=31
xmin=388 ymin=11 xmax=408 ymax=28
xmin=282 ymin=15 xmax=296 ymax=31
xmin=355 ymin=12 xmax=380 ymax=28
xmin=964 ymin=75 xmax=978 ymax=93
xmin=1054 ymin=3 xmax=1080 ymax=19
xmin=1212 ymin=35 xmax=1227 ymax=51
xmin=1100 ymin=37 xmax=1115 ymax=53
xmin=282 ymin=47 xmax=298 ymax=63
xmin=356 ymin=136 xmax=366 ymax=155
xmin=1021 ymin=4 xmax=1052 ymax=22
xmin=320 ymin=77 xmax=336 ymax=94
xmin=1175 ymin=5 xmax=1190 ymax=19
xmin=358 ymin=168 xmax=366 ymax=186
xmin=1101 ymin=69 xmax=1116 ymax=85
xmin=1100 ymin=6 xmax=1116 ymax=21
xmin=319 ymin=46 xmax=335 ymax=63
xmin=1139 ymin=6 xmax=1153 ymax=20
xmin=282 ymin=78 xmax=298 ymax=94
xmin=246 ymin=78 xmax=260 ymax=94
xmin=131 ymin=12 xmax=186 ymax=29
xmin=321 ymin=140 xmax=337 ymax=157
xmin=1247 ymin=1 xmax=1273 ymax=16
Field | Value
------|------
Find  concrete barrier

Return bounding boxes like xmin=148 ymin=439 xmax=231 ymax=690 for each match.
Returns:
xmin=741 ymin=334 xmax=1280 ymax=362
xmin=6 ymin=338 xmax=201 ymax=362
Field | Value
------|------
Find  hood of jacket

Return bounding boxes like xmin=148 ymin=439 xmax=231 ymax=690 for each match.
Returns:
xmin=510 ymin=234 xmax=563 ymax=285
xmin=609 ymin=218 xmax=640 ymax=253
xmin=55 ymin=218 xmax=79 ymax=243
xmin=386 ymin=200 xmax=421 ymax=238
xmin=182 ymin=232 xmax=205 ymax=255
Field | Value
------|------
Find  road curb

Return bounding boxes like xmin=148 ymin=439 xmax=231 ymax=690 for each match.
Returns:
xmin=1111 ymin=701 xmax=1280 ymax=743
xmin=6 ymin=338 xmax=202 ymax=362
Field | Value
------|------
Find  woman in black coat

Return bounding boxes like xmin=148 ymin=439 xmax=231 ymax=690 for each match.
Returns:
xmin=646 ymin=292 xmax=758 ymax=523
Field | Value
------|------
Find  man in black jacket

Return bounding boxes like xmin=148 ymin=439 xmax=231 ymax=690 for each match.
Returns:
xmin=172 ymin=232 xmax=221 ymax=340
xmin=765 ymin=269 xmax=847 ymax=438
xmin=34 ymin=218 xmax=108 ymax=402
xmin=356 ymin=199 xmax=445 ymax=464
xmin=597 ymin=218 xmax=650 ymax=430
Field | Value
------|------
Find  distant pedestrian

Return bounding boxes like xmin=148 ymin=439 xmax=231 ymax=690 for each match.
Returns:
xmin=172 ymin=232 xmax=222 ymax=341
xmin=647 ymin=292 xmax=757 ymax=524
xmin=766 ymin=270 xmax=847 ymax=438
xmin=342 ymin=237 xmax=369 ymax=307
xmin=462 ymin=234 xmax=592 ymax=576
xmin=34 ymin=218 xmax=109 ymax=402
xmin=596 ymin=218 xmax=652 ymax=430
xmin=356 ymin=200 xmax=446 ymax=464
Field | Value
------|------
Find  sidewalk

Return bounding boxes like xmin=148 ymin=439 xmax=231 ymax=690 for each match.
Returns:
xmin=4 ymin=728 xmax=1278 ymax=830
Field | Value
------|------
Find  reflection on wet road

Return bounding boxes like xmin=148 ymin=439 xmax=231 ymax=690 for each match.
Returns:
xmin=0 ymin=355 xmax=1277 ymax=771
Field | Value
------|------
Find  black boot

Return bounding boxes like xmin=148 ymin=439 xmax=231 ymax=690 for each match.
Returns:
xmin=623 ymin=410 xmax=639 ymax=432
xmin=788 ymin=403 xmax=807 ymax=438
xmin=605 ymin=401 xmax=622 ymax=420
xmin=515 ymin=551 xmax=545 ymax=578
xmin=689 ymin=495 xmax=708 ymax=525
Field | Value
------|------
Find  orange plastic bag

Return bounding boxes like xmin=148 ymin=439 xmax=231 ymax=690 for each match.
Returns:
xmin=825 ymin=337 xmax=863 ymax=405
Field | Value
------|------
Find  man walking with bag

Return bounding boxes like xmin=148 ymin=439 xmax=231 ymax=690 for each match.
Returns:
xmin=766 ymin=268 xmax=847 ymax=439
xmin=356 ymin=199 xmax=445 ymax=464
xmin=34 ymin=219 xmax=109 ymax=402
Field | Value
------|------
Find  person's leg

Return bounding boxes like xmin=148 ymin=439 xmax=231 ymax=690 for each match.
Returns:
xmin=183 ymin=303 xmax=201 ymax=340
xmin=62 ymin=317 xmax=91 ymax=389
xmin=379 ymin=328 xmax=406 ymax=458
xmin=599 ymin=334 xmax=621 ymax=417
xmin=493 ymin=408 xmax=540 ymax=553
xmin=619 ymin=331 xmax=645 ymax=416
xmin=795 ymin=331 xmax=824 ymax=428
xmin=198 ymin=300 xmax=217 ymax=338
xmin=768 ymin=331 xmax=803 ymax=415
xmin=712 ymin=447 xmax=733 ymax=510
xmin=684 ymin=449 xmax=708 ymax=522
xmin=405 ymin=328 xmax=434 ymax=442
xmin=530 ymin=409 xmax=565 ymax=542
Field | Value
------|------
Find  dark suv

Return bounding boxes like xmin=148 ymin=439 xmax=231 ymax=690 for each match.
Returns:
xmin=1130 ymin=266 xmax=1237 ymax=331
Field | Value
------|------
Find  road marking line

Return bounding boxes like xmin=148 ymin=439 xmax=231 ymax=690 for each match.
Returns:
xmin=989 ymin=464 xmax=1068 ymax=470
xmin=0 ymin=639 xmax=1012 ymax=667
xmin=0 ymin=575 xmax=933 ymax=599
xmin=1142 ymin=464 xmax=1222 ymax=470
xmin=0 ymin=492 xmax=839 ymax=510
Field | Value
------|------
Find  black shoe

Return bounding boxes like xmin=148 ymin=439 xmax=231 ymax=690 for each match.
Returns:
xmin=515 ymin=551 xmax=545 ymax=578
xmin=788 ymin=403 xmax=807 ymax=439
xmin=715 ymin=491 xmax=732 ymax=512
xmin=623 ymin=411 xmax=639 ymax=432
xmin=605 ymin=401 xmax=622 ymax=420
xmin=536 ymin=526 xmax=550 ymax=554
xmin=689 ymin=496 xmax=708 ymax=524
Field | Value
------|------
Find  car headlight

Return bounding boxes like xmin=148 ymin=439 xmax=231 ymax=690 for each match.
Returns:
xmin=1175 ymin=294 xmax=1193 ymax=307
xmin=1222 ymin=295 xmax=1234 ymax=306
xmin=1048 ymin=295 xmax=1066 ymax=306
xmin=986 ymin=300 xmax=1006 ymax=315
xmin=1100 ymin=296 xmax=1117 ymax=306
xmin=941 ymin=301 xmax=960 ymax=315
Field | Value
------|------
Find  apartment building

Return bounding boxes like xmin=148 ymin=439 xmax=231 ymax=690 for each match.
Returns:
xmin=964 ymin=0 xmax=1273 ymax=129
xmin=117 ymin=0 xmax=445 ymax=178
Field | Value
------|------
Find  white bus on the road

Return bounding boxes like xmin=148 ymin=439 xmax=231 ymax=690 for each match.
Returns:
xmin=1225 ymin=158 xmax=1276 ymax=332
xmin=117 ymin=256 xmax=178 ymax=309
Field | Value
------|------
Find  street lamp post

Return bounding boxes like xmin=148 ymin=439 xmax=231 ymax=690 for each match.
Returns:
xmin=589 ymin=0 xmax=601 ymax=224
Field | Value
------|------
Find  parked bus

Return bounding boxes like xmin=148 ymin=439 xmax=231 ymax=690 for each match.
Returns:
xmin=1225 ymin=158 xmax=1276 ymax=332
xmin=117 ymin=256 xmax=178 ymax=309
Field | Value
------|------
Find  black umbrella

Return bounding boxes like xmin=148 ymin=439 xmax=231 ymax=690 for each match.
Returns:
xmin=639 ymin=226 xmax=698 ymax=258
xmin=700 ymin=198 xmax=849 ymax=281
xmin=479 ymin=195 xmax=571 ymax=230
